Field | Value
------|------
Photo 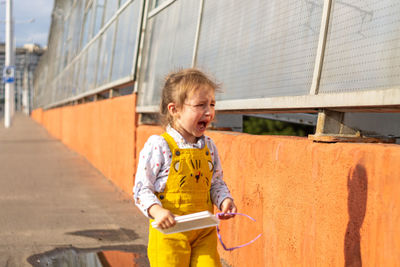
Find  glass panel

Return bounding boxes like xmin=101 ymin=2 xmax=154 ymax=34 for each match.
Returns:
xmin=97 ymin=21 xmax=117 ymax=86
xmin=196 ymin=0 xmax=322 ymax=101
xmin=154 ymin=0 xmax=168 ymax=8
xmin=319 ymin=0 xmax=400 ymax=93
xmin=85 ymin=40 xmax=100 ymax=91
xmin=60 ymin=20 xmax=70 ymax=70
xmin=137 ymin=0 xmax=200 ymax=107
xmin=72 ymin=1 xmax=85 ymax=57
xmin=66 ymin=5 xmax=77 ymax=65
xmin=72 ymin=60 xmax=80 ymax=96
xmin=54 ymin=78 xmax=60 ymax=102
xmin=104 ymin=0 xmax=120 ymax=24
xmin=111 ymin=0 xmax=141 ymax=81
xmin=120 ymin=0 xmax=130 ymax=7
xmin=93 ymin=0 xmax=106 ymax=37
xmin=65 ymin=70 xmax=70 ymax=100
xmin=66 ymin=65 xmax=75 ymax=99
xmin=78 ymin=51 xmax=88 ymax=94
xmin=59 ymin=73 xmax=65 ymax=101
xmin=81 ymin=4 xmax=94 ymax=49
xmin=49 ymin=22 xmax=62 ymax=80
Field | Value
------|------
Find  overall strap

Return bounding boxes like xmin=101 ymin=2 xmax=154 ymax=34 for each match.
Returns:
xmin=161 ymin=132 xmax=209 ymax=152
xmin=161 ymin=132 xmax=178 ymax=153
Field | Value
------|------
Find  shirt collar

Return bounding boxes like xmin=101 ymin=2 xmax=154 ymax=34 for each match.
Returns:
xmin=166 ymin=125 xmax=205 ymax=148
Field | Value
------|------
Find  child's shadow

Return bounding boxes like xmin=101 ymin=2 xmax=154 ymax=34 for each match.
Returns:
xmin=344 ymin=163 xmax=368 ymax=267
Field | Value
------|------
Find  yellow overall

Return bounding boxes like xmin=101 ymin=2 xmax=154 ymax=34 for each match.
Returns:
xmin=148 ymin=133 xmax=221 ymax=267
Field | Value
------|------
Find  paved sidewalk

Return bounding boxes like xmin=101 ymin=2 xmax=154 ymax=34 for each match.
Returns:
xmin=0 ymin=114 xmax=149 ymax=266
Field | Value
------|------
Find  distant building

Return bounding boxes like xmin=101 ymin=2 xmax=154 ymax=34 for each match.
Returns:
xmin=0 ymin=43 xmax=45 ymax=115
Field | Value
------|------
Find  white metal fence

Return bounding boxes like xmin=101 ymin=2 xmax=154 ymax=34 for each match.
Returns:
xmin=34 ymin=0 xmax=400 ymax=112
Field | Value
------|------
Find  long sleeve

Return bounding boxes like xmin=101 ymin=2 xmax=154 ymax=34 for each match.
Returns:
xmin=133 ymin=135 xmax=169 ymax=218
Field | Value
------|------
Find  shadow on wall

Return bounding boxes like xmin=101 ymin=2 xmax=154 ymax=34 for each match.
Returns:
xmin=344 ymin=163 xmax=368 ymax=267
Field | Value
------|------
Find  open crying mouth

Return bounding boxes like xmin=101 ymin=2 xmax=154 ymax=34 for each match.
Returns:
xmin=198 ymin=121 xmax=207 ymax=129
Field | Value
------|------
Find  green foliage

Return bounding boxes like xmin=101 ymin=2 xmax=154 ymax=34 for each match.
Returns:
xmin=243 ymin=116 xmax=314 ymax=137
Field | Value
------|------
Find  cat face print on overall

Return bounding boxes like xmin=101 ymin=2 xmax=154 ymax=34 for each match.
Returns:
xmin=168 ymin=86 xmax=215 ymax=143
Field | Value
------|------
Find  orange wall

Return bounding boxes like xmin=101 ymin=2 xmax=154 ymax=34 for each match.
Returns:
xmin=31 ymin=108 xmax=43 ymax=124
xmin=33 ymin=95 xmax=136 ymax=194
xmin=137 ymin=125 xmax=400 ymax=267
xmin=33 ymin=103 xmax=400 ymax=266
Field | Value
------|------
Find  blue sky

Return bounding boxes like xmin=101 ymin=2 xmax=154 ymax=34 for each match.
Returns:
xmin=0 ymin=0 xmax=53 ymax=47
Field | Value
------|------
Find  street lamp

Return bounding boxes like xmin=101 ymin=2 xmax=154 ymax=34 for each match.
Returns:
xmin=2 ymin=0 xmax=36 ymax=126
xmin=4 ymin=0 xmax=14 ymax=128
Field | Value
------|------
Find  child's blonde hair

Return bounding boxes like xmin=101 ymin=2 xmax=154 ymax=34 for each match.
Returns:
xmin=160 ymin=68 xmax=220 ymax=127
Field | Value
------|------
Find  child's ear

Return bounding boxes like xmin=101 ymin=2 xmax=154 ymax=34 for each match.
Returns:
xmin=167 ymin=103 xmax=178 ymax=116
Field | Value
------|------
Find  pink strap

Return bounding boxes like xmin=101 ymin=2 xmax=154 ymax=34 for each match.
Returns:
xmin=216 ymin=212 xmax=262 ymax=251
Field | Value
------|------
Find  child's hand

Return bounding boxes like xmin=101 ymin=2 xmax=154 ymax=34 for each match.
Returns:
xmin=218 ymin=198 xmax=237 ymax=220
xmin=149 ymin=204 xmax=176 ymax=229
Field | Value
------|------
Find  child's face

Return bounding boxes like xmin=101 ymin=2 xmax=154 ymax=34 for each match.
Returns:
xmin=173 ymin=86 xmax=215 ymax=143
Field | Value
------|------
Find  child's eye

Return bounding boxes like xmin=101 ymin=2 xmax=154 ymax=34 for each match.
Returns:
xmin=189 ymin=103 xmax=215 ymax=110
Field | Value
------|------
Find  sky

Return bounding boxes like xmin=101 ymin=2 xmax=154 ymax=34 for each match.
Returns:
xmin=0 ymin=0 xmax=53 ymax=47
